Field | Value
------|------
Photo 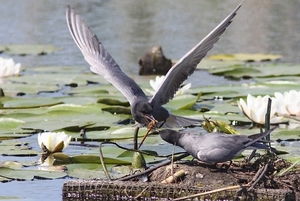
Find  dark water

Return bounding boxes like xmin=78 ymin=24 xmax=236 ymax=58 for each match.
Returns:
xmin=0 ymin=0 xmax=299 ymax=200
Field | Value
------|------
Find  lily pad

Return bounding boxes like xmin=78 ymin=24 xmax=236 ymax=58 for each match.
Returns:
xmin=208 ymin=63 xmax=300 ymax=79
xmin=0 ymin=118 xmax=24 ymax=130
xmin=207 ymin=53 xmax=282 ymax=62
xmin=97 ymin=98 xmax=130 ymax=107
xmin=196 ymin=59 xmax=244 ymax=70
xmin=0 ymin=44 xmax=58 ymax=55
xmin=74 ymin=127 xmax=143 ymax=141
xmin=1 ymin=98 xmax=63 ymax=109
xmin=1 ymin=149 xmax=39 ymax=157
xmin=102 ymin=106 xmax=131 ymax=115
xmin=192 ymin=82 xmax=300 ymax=100
xmin=0 ymin=161 xmax=23 ymax=169
xmin=53 ymin=153 xmax=131 ymax=165
xmin=0 ymin=82 xmax=61 ymax=96
xmin=165 ymin=94 xmax=199 ymax=110
xmin=19 ymin=106 xmax=121 ymax=132
xmin=67 ymin=164 xmax=108 ymax=179
xmin=0 ymin=167 xmax=67 ymax=180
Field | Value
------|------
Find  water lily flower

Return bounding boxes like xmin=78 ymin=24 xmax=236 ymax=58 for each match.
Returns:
xmin=146 ymin=75 xmax=191 ymax=95
xmin=274 ymin=90 xmax=300 ymax=116
xmin=237 ymin=94 xmax=283 ymax=124
xmin=38 ymin=132 xmax=71 ymax=153
xmin=0 ymin=57 xmax=21 ymax=77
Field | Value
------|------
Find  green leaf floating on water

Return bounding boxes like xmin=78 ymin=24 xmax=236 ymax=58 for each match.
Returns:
xmin=97 ymin=98 xmax=129 ymax=107
xmin=165 ymin=94 xmax=199 ymax=110
xmin=1 ymin=149 xmax=39 ymax=157
xmin=208 ymin=63 xmax=300 ymax=79
xmin=66 ymin=164 xmax=108 ymax=179
xmin=207 ymin=53 xmax=282 ymax=62
xmin=196 ymin=58 xmax=244 ymax=70
xmin=52 ymin=153 xmax=131 ymax=165
xmin=0 ymin=44 xmax=59 ymax=55
xmin=1 ymin=98 xmax=63 ymax=109
xmin=0 ymin=167 xmax=67 ymax=180
xmin=0 ymin=161 xmax=23 ymax=169
xmin=83 ymin=127 xmax=153 ymax=141
xmin=194 ymin=82 xmax=300 ymax=100
xmin=0 ymin=82 xmax=60 ymax=96
xmin=102 ymin=106 xmax=131 ymax=115
xmin=0 ymin=117 xmax=24 ymax=130
xmin=11 ymin=104 xmax=120 ymax=132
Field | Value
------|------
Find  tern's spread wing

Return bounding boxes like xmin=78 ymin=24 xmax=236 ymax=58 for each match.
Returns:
xmin=150 ymin=2 xmax=242 ymax=108
xmin=66 ymin=6 xmax=148 ymax=106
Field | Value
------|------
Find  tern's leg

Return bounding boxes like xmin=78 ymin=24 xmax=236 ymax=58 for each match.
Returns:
xmin=133 ymin=127 xmax=140 ymax=150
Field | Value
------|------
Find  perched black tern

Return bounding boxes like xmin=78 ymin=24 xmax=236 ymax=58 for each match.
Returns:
xmin=159 ymin=127 xmax=277 ymax=164
xmin=66 ymin=3 xmax=242 ymax=147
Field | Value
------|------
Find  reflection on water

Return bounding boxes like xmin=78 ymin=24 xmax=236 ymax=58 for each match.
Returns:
xmin=0 ymin=0 xmax=299 ymax=200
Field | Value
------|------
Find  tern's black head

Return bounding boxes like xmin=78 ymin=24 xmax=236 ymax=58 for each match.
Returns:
xmin=159 ymin=129 xmax=182 ymax=145
xmin=132 ymin=101 xmax=153 ymax=125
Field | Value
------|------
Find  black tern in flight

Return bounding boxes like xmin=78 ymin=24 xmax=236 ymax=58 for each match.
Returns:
xmin=159 ymin=127 xmax=277 ymax=164
xmin=66 ymin=3 xmax=242 ymax=147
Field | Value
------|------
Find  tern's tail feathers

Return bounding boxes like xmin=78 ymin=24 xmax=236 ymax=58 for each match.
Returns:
xmin=161 ymin=114 xmax=202 ymax=128
xmin=245 ymin=126 xmax=278 ymax=148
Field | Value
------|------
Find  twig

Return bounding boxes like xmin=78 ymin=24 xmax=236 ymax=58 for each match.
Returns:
xmin=118 ymin=153 xmax=190 ymax=181
xmin=264 ymin=98 xmax=271 ymax=140
xmin=98 ymin=141 xmax=189 ymax=181
xmin=247 ymin=165 xmax=264 ymax=186
xmin=134 ymin=186 xmax=149 ymax=199
xmin=98 ymin=141 xmax=185 ymax=158
xmin=273 ymin=178 xmax=295 ymax=190
xmin=99 ymin=142 xmax=112 ymax=181
xmin=174 ymin=185 xmax=245 ymax=201
xmin=248 ymin=161 xmax=270 ymax=191
xmin=249 ymin=98 xmax=272 ymax=161
xmin=161 ymin=169 xmax=185 ymax=184
xmin=277 ymin=159 xmax=300 ymax=176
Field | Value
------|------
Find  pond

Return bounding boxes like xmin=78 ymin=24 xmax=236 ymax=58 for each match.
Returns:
xmin=0 ymin=0 xmax=300 ymax=200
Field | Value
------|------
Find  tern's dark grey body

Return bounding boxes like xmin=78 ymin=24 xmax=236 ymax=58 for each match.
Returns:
xmin=66 ymin=3 xmax=242 ymax=128
xmin=159 ymin=127 xmax=277 ymax=163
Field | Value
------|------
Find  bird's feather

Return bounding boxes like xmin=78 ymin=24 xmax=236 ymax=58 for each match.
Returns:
xmin=66 ymin=6 xmax=148 ymax=106
xmin=149 ymin=2 xmax=242 ymax=108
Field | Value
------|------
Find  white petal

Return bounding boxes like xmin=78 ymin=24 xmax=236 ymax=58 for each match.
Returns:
xmin=175 ymin=83 xmax=191 ymax=95
xmin=0 ymin=57 xmax=21 ymax=77
xmin=38 ymin=132 xmax=71 ymax=153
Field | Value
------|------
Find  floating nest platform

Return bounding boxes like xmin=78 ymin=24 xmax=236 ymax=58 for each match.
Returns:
xmin=63 ymin=157 xmax=299 ymax=200
xmin=62 ymin=180 xmax=294 ymax=201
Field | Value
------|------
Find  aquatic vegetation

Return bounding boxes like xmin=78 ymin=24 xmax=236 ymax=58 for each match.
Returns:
xmin=146 ymin=75 xmax=191 ymax=96
xmin=237 ymin=94 xmax=283 ymax=124
xmin=38 ymin=132 xmax=71 ymax=153
xmin=274 ymin=90 xmax=300 ymax=116
xmin=0 ymin=57 xmax=20 ymax=78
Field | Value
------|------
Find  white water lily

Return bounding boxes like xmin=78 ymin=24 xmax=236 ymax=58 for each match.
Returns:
xmin=38 ymin=132 xmax=71 ymax=153
xmin=274 ymin=90 xmax=300 ymax=116
xmin=146 ymin=75 xmax=191 ymax=96
xmin=237 ymin=94 xmax=283 ymax=124
xmin=0 ymin=57 xmax=21 ymax=77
